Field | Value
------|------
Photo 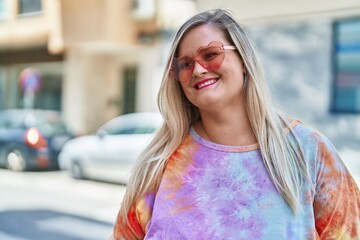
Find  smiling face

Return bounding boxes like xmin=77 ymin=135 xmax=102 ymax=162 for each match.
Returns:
xmin=176 ymin=24 xmax=246 ymax=113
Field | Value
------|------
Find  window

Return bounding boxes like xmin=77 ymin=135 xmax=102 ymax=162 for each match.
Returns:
xmin=132 ymin=0 xmax=155 ymax=20
xmin=18 ymin=73 xmax=62 ymax=110
xmin=0 ymin=0 xmax=6 ymax=19
xmin=332 ymin=19 xmax=360 ymax=113
xmin=33 ymin=74 xmax=62 ymax=110
xmin=122 ymin=67 xmax=137 ymax=114
xmin=18 ymin=0 xmax=41 ymax=16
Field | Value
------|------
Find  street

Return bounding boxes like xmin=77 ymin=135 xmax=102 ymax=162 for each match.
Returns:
xmin=0 ymin=170 xmax=126 ymax=240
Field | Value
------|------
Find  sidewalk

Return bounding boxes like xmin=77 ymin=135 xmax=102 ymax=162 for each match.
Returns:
xmin=338 ymin=148 xmax=360 ymax=187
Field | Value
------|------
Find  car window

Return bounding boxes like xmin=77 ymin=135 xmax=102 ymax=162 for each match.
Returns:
xmin=133 ymin=127 xmax=157 ymax=134
xmin=0 ymin=111 xmax=25 ymax=129
xmin=0 ymin=113 xmax=9 ymax=129
xmin=0 ymin=110 xmax=70 ymax=136
xmin=101 ymin=119 xmax=133 ymax=135
xmin=111 ymin=127 xmax=157 ymax=135
xmin=100 ymin=113 xmax=162 ymax=135
xmin=106 ymin=125 xmax=157 ymax=135
xmin=30 ymin=112 xmax=69 ymax=136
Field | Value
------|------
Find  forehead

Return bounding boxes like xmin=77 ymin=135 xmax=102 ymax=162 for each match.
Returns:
xmin=177 ymin=24 xmax=228 ymax=56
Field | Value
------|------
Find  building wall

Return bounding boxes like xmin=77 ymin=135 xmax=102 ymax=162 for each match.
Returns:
xmin=194 ymin=1 xmax=360 ymax=150
xmin=60 ymin=0 xmax=142 ymax=44
xmin=0 ymin=0 xmax=200 ymax=135
xmin=0 ymin=0 xmax=63 ymax=114
xmin=247 ymin=20 xmax=360 ymax=149
xmin=196 ymin=0 xmax=360 ymax=22
xmin=60 ymin=0 xmax=158 ymax=133
xmin=0 ymin=0 xmax=63 ymax=53
xmin=63 ymin=0 xmax=197 ymax=133
xmin=0 ymin=0 xmax=154 ymax=134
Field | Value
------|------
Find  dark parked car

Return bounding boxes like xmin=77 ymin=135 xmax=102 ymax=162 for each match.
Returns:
xmin=0 ymin=109 xmax=74 ymax=171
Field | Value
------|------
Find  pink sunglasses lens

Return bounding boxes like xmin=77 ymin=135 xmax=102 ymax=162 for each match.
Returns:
xmin=175 ymin=42 xmax=227 ymax=82
xmin=197 ymin=46 xmax=225 ymax=70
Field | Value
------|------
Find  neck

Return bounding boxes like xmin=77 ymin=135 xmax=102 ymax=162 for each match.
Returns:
xmin=195 ymin=106 xmax=257 ymax=146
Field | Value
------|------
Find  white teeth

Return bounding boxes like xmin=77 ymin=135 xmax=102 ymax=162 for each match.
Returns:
xmin=197 ymin=79 xmax=217 ymax=89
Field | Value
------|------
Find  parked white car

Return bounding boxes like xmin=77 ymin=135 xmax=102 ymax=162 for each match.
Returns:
xmin=58 ymin=112 xmax=163 ymax=184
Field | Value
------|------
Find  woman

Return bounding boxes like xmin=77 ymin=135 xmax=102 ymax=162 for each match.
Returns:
xmin=112 ymin=9 xmax=360 ymax=239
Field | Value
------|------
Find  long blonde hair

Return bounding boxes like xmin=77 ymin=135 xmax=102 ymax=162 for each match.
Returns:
xmin=120 ymin=9 xmax=311 ymax=222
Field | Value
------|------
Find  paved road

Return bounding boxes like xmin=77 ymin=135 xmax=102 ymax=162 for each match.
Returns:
xmin=0 ymin=170 xmax=126 ymax=240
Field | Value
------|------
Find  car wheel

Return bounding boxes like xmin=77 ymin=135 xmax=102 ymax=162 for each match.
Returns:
xmin=71 ymin=161 xmax=85 ymax=179
xmin=6 ymin=149 xmax=26 ymax=171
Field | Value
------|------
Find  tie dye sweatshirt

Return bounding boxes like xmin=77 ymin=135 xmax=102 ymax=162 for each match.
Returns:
xmin=113 ymin=122 xmax=360 ymax=240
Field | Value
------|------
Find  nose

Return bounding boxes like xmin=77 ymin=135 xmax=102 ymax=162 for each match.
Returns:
xmin=192 ymin=61 xmax=207 ymax=78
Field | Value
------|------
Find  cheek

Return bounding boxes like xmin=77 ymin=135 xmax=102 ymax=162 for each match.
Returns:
xmin=223 ymin=54 xmax=245 ymax=74
xmin=179 ymin=82 xmax=187 ymax=94
xmin=222 ymin=61 xmax=245 ymax=81
xmin=221 ymin=67 xmax=246 ymax=92
xmin=179 ymin=82 xmax=191 ymax=97
xmin=181 ymin=86 xmax=192 ymax=101
xmin=179 ymin=82 xmax=198 ymax=104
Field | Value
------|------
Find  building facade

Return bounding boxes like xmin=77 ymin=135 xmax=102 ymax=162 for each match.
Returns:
xmin=196 ymin=0 xmax=360 ymax=150
xmin=0 ymin=0 xmax=196 ymax=134
xmin=1 ymin=0 xmax=359 ymax=151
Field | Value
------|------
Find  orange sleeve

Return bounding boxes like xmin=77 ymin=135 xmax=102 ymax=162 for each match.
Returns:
xmin=112 ymin=193 xmax=154 ymax=240
xmin=112 ymin=205 xmax=145 ymax=240
xmin=313 ymin=136 xmax=360 ymax=239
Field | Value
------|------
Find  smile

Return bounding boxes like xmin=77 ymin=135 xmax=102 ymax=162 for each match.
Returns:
xmin=195 ymin=79 xmax=218 ymax=89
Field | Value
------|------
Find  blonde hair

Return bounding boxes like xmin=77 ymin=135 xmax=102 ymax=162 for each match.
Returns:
xmin=119 ymin=9 xmax=311 ymax=223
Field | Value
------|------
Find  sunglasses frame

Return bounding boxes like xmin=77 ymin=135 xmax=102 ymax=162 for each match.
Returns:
xmin=173 ymin=41 xmax=236 ymax=82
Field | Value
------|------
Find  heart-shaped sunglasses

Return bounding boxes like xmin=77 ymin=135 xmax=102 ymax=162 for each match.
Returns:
xmin=172 ymin=41 xmax=236 ymax=82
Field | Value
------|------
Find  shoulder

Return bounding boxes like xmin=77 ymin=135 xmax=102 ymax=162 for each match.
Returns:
xmin=286 ymin=120 xmax=341 ymax=165
xmin=287 ymin=120 xmax=332 ymax=148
